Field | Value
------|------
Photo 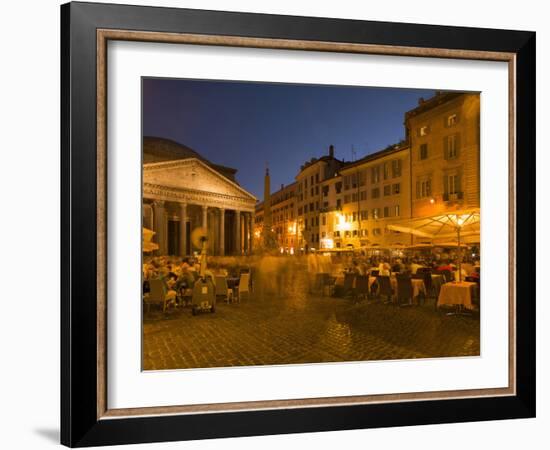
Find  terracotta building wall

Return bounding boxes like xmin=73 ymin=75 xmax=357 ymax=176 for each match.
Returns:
xmin=407 ymin=93 xmax=480 ymax=218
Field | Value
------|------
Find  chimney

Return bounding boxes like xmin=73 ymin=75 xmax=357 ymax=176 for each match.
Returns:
xmin=329 ymin=144 xmax=334 ymax=158
xmin=281 ymin=183 xmax=284 ymax=190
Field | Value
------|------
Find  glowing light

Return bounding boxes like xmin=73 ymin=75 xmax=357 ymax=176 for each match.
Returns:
xmin=454 ymin=214 xmax=470 ymax=227
xmin=429 ymin=198 xmax=435 ymax=204
xmin=320 ymin=238 xmax=334 ymax=249
xmin=335 ymin=213 xmax=351 ymax=231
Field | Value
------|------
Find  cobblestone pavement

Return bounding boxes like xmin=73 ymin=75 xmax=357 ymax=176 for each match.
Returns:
xmin=143 ymin=292 xmax=480 ymax=370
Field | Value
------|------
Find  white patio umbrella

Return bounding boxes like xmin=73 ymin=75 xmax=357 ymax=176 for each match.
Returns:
xmin=387 ymin=209 xmax=480 ymax=281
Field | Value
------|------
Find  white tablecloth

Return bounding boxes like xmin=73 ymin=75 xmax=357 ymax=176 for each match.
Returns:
xmin=437 ymin=281 xmax=477 ymax=309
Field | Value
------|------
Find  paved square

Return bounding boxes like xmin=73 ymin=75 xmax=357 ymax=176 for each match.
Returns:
xmin=143 ymin=293 xmax=480 ymax=371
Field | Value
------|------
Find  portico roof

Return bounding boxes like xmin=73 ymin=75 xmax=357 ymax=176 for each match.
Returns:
xmin=143 ymin=158 xmax=257 ymax=212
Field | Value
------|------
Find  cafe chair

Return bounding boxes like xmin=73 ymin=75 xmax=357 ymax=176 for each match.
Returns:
xmin=354 ymin=275 xmax=370 ymax=302
xmin=396 ymin=274 xmax=414 ymax=307
xmin=144 ymin=279 xmax=169 ymax=314
xmin=343 ymin=273 xmax=356 ymax=298
xmin=215 ymin=276 xmax=233 ymax=304
xmin=377 ymin=275 xmax=393 ymax=304
xmin=237 ymin=273 xmax=250 ymax=302
xmin=316 ymin=273 xmax=335 ymax=297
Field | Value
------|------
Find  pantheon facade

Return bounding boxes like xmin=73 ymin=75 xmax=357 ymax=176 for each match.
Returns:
xmin=142 ymin=137 xmax=257 ymax=256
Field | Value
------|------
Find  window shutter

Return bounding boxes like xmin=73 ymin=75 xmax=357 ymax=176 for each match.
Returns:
xmin=456 ymin=133 xmax=461 ymax=157
xmin=456 ymin=174 xmax=462 ymax=193
xmin=443 ymin=175 xmax=449 ymax=194
xmin=443 ymin=136 xmax=449 ymax=159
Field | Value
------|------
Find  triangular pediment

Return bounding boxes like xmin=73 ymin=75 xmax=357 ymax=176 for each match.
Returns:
xmin=143 ymin=158 xmax=256 ymax=202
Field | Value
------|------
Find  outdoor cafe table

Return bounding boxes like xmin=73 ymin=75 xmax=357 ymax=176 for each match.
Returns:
xmin=390 ymin=276 xmax=426 ymax=299
xmin=437 ymin=281 xmax=477 ymax=309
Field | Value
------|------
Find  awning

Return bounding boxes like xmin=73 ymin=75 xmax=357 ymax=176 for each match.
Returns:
xmin=387 ymin=209 xmax=480 ymax=281
xmin=387 ymin=209 xmax=480 ymax=246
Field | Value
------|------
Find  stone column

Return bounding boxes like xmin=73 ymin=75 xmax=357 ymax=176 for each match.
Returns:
xmin=179 ymin=202 xmax=187 ymax=257
xmin=242 ymin=212 xmax=247 ymax=254
xmin=250 ymin=212 xmax=255 ymax=254
xmin=235 ymin=210 xmax=241 ymax=255
xmin=248 ymin=213 xmax=254 ymax=255
xmin=153 ymin=200 xmax=166 ymax=255
xmin=219 ymin=208 xmax=225 ymax=256
xmin=202 ymin=205 xmax=208 ymax=231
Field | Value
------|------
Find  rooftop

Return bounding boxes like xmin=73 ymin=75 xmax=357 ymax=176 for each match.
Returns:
xmin=340 ymin=140 xmax=409 ymax=172
xmin=143 ymin=136 xmax=238 ymax=182
xmin=404 ymin=91 xmax=465 ymax=119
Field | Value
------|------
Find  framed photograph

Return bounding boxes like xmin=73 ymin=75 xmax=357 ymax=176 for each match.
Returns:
xmin=61 ymin=1 xmax=536 ymax=447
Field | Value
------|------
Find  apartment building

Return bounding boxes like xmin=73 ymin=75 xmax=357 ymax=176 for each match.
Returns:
xmin=319 ymin=143 xmax=411 ymax=249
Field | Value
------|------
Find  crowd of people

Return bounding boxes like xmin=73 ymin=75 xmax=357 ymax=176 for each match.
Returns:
xmin=143 ymin=255 xmax=248 ymax=307
xmin=142 ymin=250 xmax=480 ymax=313
xmin=341 ymin=254 xmax=480 ymax=282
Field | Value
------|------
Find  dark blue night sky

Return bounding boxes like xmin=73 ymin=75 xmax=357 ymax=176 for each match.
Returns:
xmin=143 ymin=78 xmax=435 ymax=199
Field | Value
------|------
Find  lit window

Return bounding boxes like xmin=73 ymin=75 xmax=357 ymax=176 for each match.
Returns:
xmin=447 ymin=114 xmax=458 ymax=127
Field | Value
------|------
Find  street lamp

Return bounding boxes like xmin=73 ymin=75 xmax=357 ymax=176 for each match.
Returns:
xmin=447 ymin=213 xmax=473 ymax=282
